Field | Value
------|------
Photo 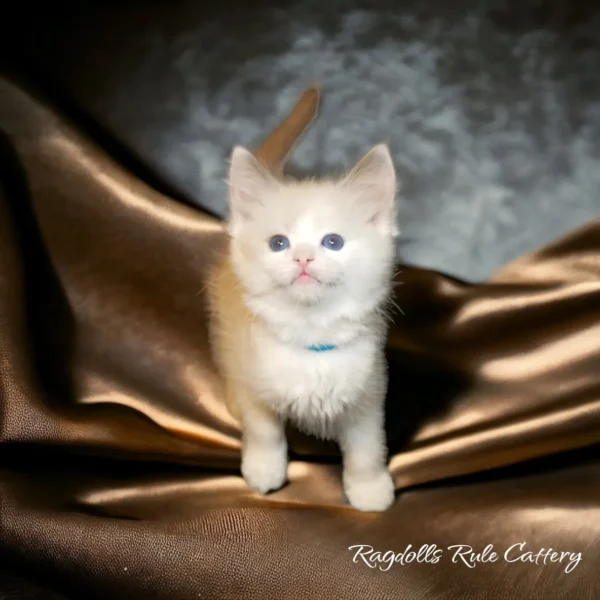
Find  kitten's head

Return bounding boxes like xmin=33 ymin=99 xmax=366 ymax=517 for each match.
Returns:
xmin=226 ymin=144 xmax=398 ymax=312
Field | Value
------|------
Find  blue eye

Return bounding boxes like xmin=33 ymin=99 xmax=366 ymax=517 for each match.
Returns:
xmin=269 ymin=235 xmax=290 ymax=252
xmin=321 ymin=234 xmax=344 ymax=251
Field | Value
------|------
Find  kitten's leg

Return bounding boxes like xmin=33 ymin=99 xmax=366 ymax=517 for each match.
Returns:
xmin=238 ymin=390 xmax=288 ymax=494
xmin=338 ymin=405 xmax=394 ymax=512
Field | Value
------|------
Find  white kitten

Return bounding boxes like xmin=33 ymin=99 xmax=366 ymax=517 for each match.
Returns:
xmin=208 ymin=144 xmax=398 ymax=511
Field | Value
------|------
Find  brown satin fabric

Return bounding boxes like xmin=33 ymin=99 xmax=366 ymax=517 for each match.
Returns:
xmin=1 ymin=78 xmax=599 ymax=599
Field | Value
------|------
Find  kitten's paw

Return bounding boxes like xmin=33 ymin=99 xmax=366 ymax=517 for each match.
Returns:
xmin=344 ymin=469 xmax=395 ymax=512
xmin=242 ymin=448 xmax=288 ymax=494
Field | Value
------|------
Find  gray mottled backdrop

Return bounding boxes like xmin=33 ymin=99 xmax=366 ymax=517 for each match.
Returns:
xmin=62 ymin=0 xmax=600 ymax=281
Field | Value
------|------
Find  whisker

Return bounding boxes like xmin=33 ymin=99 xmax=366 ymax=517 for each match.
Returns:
xmin=390 ymin=298 xmax=405 ymax=316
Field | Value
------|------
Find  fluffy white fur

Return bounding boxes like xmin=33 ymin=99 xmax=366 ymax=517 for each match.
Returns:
xmin=212 ymin=144 xmax=398 ymax=511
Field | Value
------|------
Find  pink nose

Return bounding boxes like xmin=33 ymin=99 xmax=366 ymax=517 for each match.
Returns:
xmin=294 ymin=258 xmax=314 ymax=267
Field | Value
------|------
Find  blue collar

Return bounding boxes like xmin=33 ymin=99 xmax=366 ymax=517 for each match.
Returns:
xmin=307 ymin=344 xmax=337 ymax=352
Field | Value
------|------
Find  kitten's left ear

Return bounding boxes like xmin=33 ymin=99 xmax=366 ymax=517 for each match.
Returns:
xmin=343 ymin=144 xmax=398 ymax=235
xmin=227 ymin=146 xmax=276 ymax=234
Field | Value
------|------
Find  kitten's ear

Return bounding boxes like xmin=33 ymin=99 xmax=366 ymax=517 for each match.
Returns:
xmin=227 ymin=146 xmax=275 ymax=234
xmin=344 ymin=144 xmax=398 ymax=235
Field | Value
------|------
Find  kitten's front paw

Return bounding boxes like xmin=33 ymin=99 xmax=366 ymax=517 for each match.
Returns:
xmin=242 ymin=448 xmax=288 ymax=494
xmin=344 ymin=469 xmax=395 ymax=512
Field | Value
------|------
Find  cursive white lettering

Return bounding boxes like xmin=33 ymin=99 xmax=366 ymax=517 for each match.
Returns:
xmin=504 ymin=542 xmax=582 ymax=573
xmin=349 ymin=544 xmax=443 ymax=570
xmin=448 ymin=545 xmax=476 ymax=568
xmin=349 ymin=542 xmax=582 ymax=573
xmin=348 ymin=544 xmax=376 ymax=568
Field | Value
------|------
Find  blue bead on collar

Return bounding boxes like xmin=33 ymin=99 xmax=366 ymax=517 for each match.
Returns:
xmin=307 ymin=344 xmax=337 ymax=352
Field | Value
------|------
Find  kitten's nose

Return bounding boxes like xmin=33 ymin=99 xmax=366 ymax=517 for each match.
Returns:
xmin=294 ymin=257 xmax=314 ymax=267
xmin=293 ymin=245 xmax=315 ymax=266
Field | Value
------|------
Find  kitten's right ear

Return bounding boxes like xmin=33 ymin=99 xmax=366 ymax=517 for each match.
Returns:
xmin=343 ymin=144 xmax=398 ymax=235
xmin=227 ymin=146 xmax=275 ymax=234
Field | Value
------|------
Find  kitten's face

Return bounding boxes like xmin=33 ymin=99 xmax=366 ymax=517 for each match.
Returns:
xmin=227 ymin=145 xmax=398 ymax=309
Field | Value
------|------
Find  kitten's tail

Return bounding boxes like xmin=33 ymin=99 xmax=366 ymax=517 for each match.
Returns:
xmin=254 ymin=85 xmax=320 ymax=175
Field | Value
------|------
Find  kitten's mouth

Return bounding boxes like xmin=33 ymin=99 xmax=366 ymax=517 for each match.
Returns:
xmin=293 ymin=271 xmax=320 ymax=285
